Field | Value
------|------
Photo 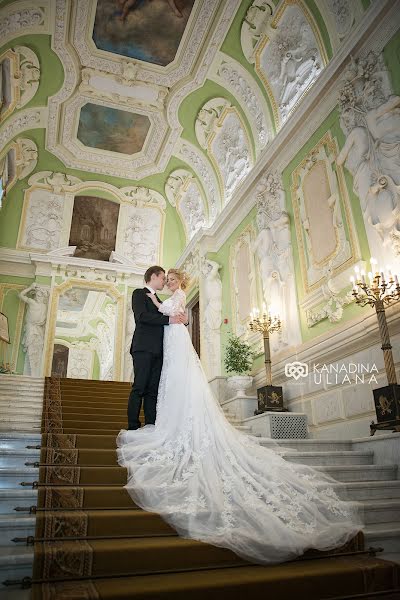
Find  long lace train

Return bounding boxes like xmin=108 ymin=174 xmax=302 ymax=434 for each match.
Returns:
xmin=117 ymin=321 xmax=363 ymax=565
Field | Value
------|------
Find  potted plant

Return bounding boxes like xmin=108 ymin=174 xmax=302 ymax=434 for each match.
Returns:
xmin=224 ymin=334 xmax=255 ymax=397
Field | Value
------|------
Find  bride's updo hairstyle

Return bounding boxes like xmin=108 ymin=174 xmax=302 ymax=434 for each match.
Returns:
xmin=168 ymin=269 xmax=189 ymax=290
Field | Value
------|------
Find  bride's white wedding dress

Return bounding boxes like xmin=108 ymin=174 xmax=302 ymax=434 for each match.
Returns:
xmin=117 ymin=289 xmax=362 ymax=564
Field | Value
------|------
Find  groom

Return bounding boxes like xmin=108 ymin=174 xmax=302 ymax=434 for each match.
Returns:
xmin=128 ymin=265 xmax=187 ymax=430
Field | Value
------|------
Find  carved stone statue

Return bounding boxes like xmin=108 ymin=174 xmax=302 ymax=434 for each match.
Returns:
xmin=252 ymin=211 xmax=275 ymax=307
xmin=87 ymin=302 xmax=117 ymax=381
xmin=200 ymin=258 xmax=222 ymax=379
xmin=19 ymin=283 xmax=49 ymax=376
xmin=253 ymin=173 xmax=301 ymax=349
xmin=338 ymin=51 xmax=400 ymax=265
xmin=203 ymin=259 xmax=222 ymax=331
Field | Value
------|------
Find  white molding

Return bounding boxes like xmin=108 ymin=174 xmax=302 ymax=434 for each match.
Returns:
xmin=0 ymin=107 xmax=47 ymax=149
xmin=193 ymin=0 xmax=400 ymax=254
xmin=0 ymin=1 xmax=52 ymax=46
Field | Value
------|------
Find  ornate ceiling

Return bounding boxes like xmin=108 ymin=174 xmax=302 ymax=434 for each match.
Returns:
xmin=46 ymin=0 xmax=240 ymax=180
xmin=0 ymin=0 xmax=372 ymax=248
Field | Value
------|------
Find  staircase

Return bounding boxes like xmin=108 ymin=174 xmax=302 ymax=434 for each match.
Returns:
xmin=222 ymin=408 xmax=400 ymax=563
xmin=0 ymin=375 xmax=44 ymax=598
xmin=1 ymin=376 xmax=399 ymax=598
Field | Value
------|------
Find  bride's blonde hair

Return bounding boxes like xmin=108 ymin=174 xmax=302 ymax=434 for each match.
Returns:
xmin=168 ymin=269 xmax=189 ymax=291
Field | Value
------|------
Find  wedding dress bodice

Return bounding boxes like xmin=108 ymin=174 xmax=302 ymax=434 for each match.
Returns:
xmin=158 ymin=289 xmax=186 ymax=317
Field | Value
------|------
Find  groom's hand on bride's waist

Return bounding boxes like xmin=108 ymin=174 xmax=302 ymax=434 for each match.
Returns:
xmin=169 ymin=314 xmax=189 ymax=325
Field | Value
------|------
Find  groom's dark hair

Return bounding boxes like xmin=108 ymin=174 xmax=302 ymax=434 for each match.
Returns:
xmin=144 ymin=266 xmax=165 ymax=283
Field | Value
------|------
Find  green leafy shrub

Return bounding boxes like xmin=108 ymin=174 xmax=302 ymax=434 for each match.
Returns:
xmin=224 ymin=335 xmax=255 ymax=375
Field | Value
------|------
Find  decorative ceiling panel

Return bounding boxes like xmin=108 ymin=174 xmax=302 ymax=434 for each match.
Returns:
xmin=92 ymin=0 xmax=196 ymax=67
xmin=77 ymin=104 xmax=151 ymax=155
xmin=46 ymin=0 xmax=241 ymax=180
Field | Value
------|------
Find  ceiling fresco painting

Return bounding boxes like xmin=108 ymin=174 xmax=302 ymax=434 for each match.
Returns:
xmin=92 ymin=0 xmax=196 ymax=66
xmin=77 ymin=103 xmax=151 ymax=154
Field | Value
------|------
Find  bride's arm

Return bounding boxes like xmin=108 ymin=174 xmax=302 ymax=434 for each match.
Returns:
xmin=158 ymin=289 xmax=186 ymax=317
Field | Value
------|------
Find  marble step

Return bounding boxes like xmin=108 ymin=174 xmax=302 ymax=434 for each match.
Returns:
xmin=0 ymin=382 xmax=44 ymax=391
xmin=0 ymin=409 xmax=42 ymax=421
xmin=0 ymin=389 xmax=44 ymax=398
xmin=0 ymin=489 xmax=38 ymax=514
xmin=0 ymin=516 xmax=35 ymax=546
xmin=0 ymin=409 xmax=42 ymax=423
xmin=0 ymin=423 xmax=41 ymax=435
xmin=0 ymin=433 xmax=41 ymax=451
xmin=0 ymin=547 xmax=34 ymax=593
xmin=259 ymin=439 xmax=353 ymax=452
xmin=235 ymin=426 xmax=253 ymax=432
xmin=365 ymin=522 xmax=400 ymax=554
xmin=334 ymin=480 xmax=400 ymax=501
xmin=0 ymin=467 xmax=39 ymax=487
xmin=0 ymin=375 xmax=43 ymax=382
xmin=283 ymin=451 xmax=374 ymax=466
xmin=0 ymin=394 xmax=44 ymax=404
xmin=314 ymin=464 xmax=397 ymax=482
xmin=0 ymin=386 xmax=44 ymax=400
xmin=0 ymin=388 xmax=43 ymax=396
xmin=0 ymin=398 xmax=43 ymax=411
xmin=362 ymin=500 xmax=400 ymax=525
xmin=0 ymin=449 xmax=41 ymax=468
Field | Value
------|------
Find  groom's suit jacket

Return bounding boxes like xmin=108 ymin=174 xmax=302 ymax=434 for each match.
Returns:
xmin=130 ymin=288 xmax=169 ymax=356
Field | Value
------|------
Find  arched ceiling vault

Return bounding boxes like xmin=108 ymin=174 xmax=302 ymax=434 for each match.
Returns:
xmin=0 ymin=0 xmax=368 ymax=247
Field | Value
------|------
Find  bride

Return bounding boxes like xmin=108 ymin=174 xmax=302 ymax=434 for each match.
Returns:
xmin=117 ymin=269 xmax=362 ymax=565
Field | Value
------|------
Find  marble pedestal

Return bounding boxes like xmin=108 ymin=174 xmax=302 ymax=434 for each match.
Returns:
xmin=220 ymin=395 xmax=258 ymax=422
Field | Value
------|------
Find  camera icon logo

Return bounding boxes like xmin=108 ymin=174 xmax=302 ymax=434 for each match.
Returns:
xmin=284 ymin=361 xmax=309 ymax=380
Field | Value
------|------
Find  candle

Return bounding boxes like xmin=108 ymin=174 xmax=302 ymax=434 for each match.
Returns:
xmin=350 ymin=275 xmax=356 ymax=290
xmin=368 ymin=272 xmax=373 ymax=284
xmin=395 ymin=274 xmax=399 ymax=285
xmin=361 ymin=270 xmax=366 ymax=284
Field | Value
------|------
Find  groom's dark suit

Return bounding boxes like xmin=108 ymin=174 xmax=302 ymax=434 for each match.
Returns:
xmin=128 ymin=287 xmax=169 ymax=429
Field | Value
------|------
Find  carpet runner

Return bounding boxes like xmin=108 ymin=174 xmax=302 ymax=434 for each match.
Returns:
xmin=29 ymin=377 xmax=400 ymax=599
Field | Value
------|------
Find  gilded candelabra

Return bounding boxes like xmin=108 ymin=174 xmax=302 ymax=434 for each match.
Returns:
xmin=249 ymin=304 xmax=284 ymax=413
xmin=350 ymin=259 xmax=400 ymax=434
